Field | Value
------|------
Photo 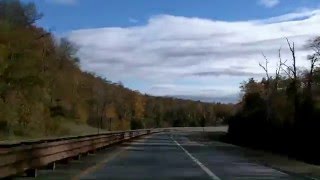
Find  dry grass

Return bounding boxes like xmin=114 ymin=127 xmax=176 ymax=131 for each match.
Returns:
xmin=0 ymin=121 xmax=108 ymax=143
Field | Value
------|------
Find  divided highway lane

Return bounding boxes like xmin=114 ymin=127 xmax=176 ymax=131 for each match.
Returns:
xmin=80 ymin=132 xmax=308 ymax=180
xmin=80 ymin=133 xmax=209 ymax=180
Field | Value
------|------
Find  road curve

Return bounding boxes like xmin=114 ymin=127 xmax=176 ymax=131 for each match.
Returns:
xmin=79 ymin=132 xmax=308 ymax=180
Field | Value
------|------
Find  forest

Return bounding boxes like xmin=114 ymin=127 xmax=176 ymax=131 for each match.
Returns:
xmin=0 ymin=0 xmax=233 ymax=140
xmin=228 ymin=36 xmax=320 ymax=164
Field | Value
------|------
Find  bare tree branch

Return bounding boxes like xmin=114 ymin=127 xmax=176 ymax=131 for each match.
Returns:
xmin=279 ymin=57 xmax=292 ymax=79
xmin=259 ymin=53 xmax=270 ymax=80
xmin=286 ymin=38 xmax=297 ymax=80
xmin=276 ymin=48 xmax=282 ymax=78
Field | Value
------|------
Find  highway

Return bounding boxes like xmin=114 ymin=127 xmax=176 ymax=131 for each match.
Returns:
xmin=15 ymin=131 xmax=314 ymax=180
xmin=78 ymin=132 xmax=307 ymax=180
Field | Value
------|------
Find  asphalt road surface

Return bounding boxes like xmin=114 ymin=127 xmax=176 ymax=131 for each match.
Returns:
xmin=77 ymin=132 xmax=310 ymax=180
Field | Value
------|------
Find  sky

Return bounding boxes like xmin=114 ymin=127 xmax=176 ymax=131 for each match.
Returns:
xmin=23 ymin=0 xmax=320 ymax=103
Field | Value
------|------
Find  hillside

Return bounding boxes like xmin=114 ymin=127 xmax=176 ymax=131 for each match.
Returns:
xmin=0 ymin=0 xmax=233 ymax=140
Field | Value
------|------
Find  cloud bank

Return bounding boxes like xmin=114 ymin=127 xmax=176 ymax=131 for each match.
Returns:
xmin=259 ymin=0 xmax=280 ymax=8
xmin=68 ymin=9 xmax=320 ymax=103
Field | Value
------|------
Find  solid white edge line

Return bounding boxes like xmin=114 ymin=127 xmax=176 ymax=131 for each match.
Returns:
xmin=170 ymin=136 xmax=221 ymax=180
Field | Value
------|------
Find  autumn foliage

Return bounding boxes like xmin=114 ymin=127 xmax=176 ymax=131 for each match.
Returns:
xmin=0 ymin=0 xmax=233 ymax=140
xmin=228 ymin=38 xmax=320 ymax=164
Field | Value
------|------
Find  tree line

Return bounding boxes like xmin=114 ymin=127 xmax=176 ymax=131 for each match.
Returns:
xmin=228 ymin=37 xmax=320 ymax=164
xmin=0 ymin=0 xmax=233 ymax=140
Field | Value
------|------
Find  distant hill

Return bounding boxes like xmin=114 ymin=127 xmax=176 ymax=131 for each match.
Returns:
xmin=172 ymin=94 xmax=239 ymax=104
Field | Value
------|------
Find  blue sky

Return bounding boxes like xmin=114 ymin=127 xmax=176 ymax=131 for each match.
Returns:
xmin=22 ymin=0 xmax=320 ymax=103
xmin=25 ymin=0 xmax=318 ymax=32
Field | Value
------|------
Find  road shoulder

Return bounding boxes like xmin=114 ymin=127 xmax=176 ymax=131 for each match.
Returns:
xmin=188 ymin=132 xmax=320 ymax=180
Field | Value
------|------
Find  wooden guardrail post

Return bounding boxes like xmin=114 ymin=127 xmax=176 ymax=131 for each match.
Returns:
xmin=25 ymin=169 xmax=37 ymax=178
xmin=121 ymin=132 xmax=125 ymax=140
xmin=44 ymin=162 xmax=56 ymax=170
xmin=60 ymin=157 xmax=71 ymax=164
xmin=130 ymin=131 xmax=133 ymax=138
xmin=73 ymin=154 xmax=81 ymax=160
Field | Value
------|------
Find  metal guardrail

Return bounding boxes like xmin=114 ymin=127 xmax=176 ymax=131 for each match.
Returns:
xmin=0 ymin=129 xmax=162 ymax=178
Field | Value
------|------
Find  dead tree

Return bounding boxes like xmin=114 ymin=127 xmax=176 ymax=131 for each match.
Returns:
xmin=279 ymin=39 xmax=297 ymax=81
xmin=274 ymin=48 xmax=282 ymax=90
xmin=259 ymin=53 xmax=271 ymax=122
xmin=305 ymin=37 xmax=320 ymax=94
xmin=259 ymin=53 xmax=270 ymax=81
xmin=279 ymin=38 xmax=299 ymax=123
xmin=259 ymin=48 xmax=286 ymax=123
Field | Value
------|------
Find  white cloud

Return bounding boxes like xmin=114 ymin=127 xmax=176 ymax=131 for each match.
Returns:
xmin=46 ymin=0 xmax=77 ymax=5
xmin=259 ymin=0 xmax=280 ymax=8
xmin=257 ymin=9 xmax=320 ymax=23
xmin=68 ymin=9 xmax=320 ymax=103
xmin=129 ymin=18 xmax=139 ymax=24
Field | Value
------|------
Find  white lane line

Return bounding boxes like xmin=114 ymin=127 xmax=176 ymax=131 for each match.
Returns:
xmin=309 ymin=177 xmax=320 ymax=180
xmin=170 ymin=136 xmax=221 ymax=180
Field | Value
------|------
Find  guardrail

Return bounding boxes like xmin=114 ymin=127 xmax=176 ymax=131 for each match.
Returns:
xmin=0 ymin=129 xmax=162 ymax=178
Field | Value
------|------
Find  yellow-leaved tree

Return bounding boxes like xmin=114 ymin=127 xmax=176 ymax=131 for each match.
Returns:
xmin=131 ymin=94 xmax=146 ymax=129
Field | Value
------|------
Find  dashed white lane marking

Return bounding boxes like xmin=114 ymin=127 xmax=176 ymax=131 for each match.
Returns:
xmin=171 ymin=136 xmax=221 ymax=180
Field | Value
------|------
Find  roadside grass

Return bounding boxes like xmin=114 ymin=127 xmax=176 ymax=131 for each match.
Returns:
xmin=0 ymin=120 xmax=108 ymax=143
